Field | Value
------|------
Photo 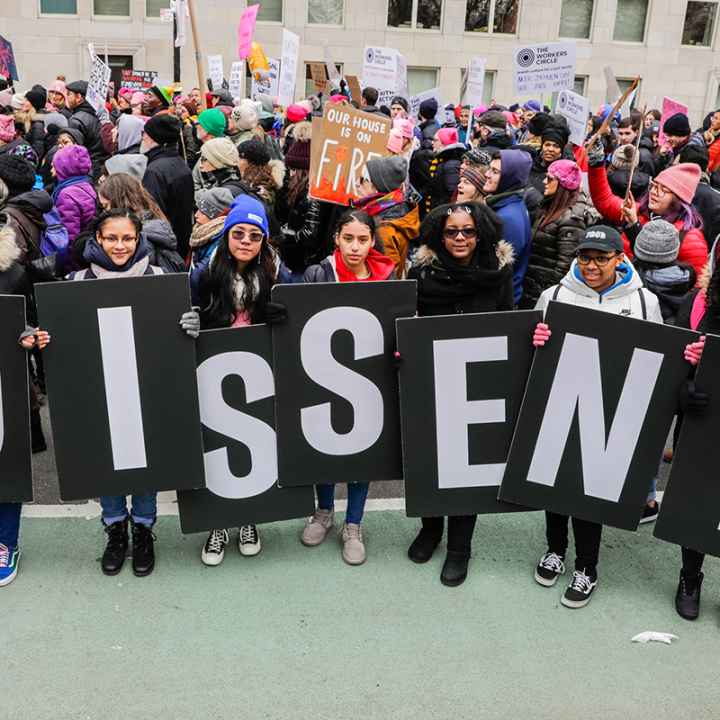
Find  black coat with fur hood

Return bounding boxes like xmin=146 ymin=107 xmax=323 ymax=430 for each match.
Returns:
xmin=408 ymin=240 xmax=514 ymax=316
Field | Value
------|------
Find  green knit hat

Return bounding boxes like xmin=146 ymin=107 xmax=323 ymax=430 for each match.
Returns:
xmin=198 ymin=108 xmax=226 ymax=138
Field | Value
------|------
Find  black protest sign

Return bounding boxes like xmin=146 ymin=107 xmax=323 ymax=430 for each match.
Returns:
xmin=397 ymin=310 xmax=541 ymax=518
xmin=0 ymin=296 xmax=31 ymax=502
xmin=499 ymin=302 xmax=697 ymax=530
xmin=655 ymin=334 xmax=720 ymax=557
xmin=272 ymin=281 xmax=416 ymax=486
xmin=177 ymin=326 xmax=315 ymax=534
xmin=36 ymin=274 xmax=205 ymax=501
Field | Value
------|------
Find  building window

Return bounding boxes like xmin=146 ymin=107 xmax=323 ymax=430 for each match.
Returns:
xmin=304 ymin=63 xmax=343 ymax=97
xmin=613 ymin=0 xmax=648 ymax=42
xmin=407 ymin=67 xmax=438 ymax=95
xmin=308 ymin=0 xmax=343 ymax=24
xmin=682 ymin=1 xmax=718 ymax=46
xmin=459 ymin=68 xmax=496 ymax=106
xmin=388 ymin=0 xmax=442 ymax=29
xmin=465 ymin=0 xmax=520 ymax=33
xmin=94 ymin=0 xmax=130 ymax=15
xmin=617 ymin=78 xmax=640 ymax=109
xmin=574 ymin=75 xmax=588 ymax=96
xmin=146 ymin=0 xmax=171 ymax=17
xmin=40 ymin=0 xmax=77 ymax=12
xmin=257 ymin=0 xmax=283 ymax=22
xmin=559 ymin=0 xmax=593 ymax=39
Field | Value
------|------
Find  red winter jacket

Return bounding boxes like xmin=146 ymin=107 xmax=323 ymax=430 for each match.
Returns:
xmin=588 ymin=164 xmax=708 ymax=281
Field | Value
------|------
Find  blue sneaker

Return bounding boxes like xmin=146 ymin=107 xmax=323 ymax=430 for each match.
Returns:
xmin=0 ymin=544 xmax=20 ymax=587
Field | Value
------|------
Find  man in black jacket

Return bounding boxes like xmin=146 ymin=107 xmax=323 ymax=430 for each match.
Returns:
xmin=66 ymin=80 xmax=107 ymax=178
xmin=141 ymin=113 xmax=194 ymax=258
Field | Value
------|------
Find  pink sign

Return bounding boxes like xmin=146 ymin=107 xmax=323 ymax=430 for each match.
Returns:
xmin=658 ymin=96 xmax=689 ymax=147
xmin=237 ymin=4 xmax=259 ymax=59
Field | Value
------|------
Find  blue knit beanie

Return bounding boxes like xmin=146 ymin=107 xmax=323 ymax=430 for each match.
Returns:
xmin=223 ymin=194 xmax=269 ymax=237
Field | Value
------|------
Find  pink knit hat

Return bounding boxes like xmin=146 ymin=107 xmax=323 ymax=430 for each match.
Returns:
xmin=131 ymin=91 xmax=145 ymax=106
xmin=118 ymin=87 xmax=134 ymax=101
xmin=48 ymin=80 xmax=68 ymax=102
xmin=393 ymin=116 xmax=415 ymax=139
xmin=436 ymin=127 xmax=459 ymax=146
xmin=654 ymin=163 xmax=701 ymax=205
xmin=0 ymin=115 xmax=14 ymax=143
xmin=547 ymin=159 xmax=581 ymax=191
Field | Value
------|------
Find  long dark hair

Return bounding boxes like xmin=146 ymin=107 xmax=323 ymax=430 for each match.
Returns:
xmin=203 ymin=223 xmax=277 ymax=328
xmin=538 ymin=186 xmax=579 ymax=229
xmin=333 ymin=208 xmax=377 ymax=243
xmin=286 ymin=168 xmax=309 ymax=206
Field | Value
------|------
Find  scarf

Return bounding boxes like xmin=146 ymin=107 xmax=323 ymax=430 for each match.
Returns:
xmin=334 ymin=247 xmax=395 ymax=282
xmin=356 ymin=188 xmax=405 ymax=217
xmin=51 ymin=174 xmax=92 ymax=203
xmin=190 ymin=216 xmax=225 ymax=249
xmin=90 ymin=255 xmax=151 ymax=279
xmin=83 ymin=233 xmax=152 ymax=274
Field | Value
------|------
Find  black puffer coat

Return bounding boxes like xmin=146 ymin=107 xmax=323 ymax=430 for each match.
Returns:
xmin=521 ymin=191 xmax=598 ymax=308
xmin=68 ymin=100 xmax=107 ymax=177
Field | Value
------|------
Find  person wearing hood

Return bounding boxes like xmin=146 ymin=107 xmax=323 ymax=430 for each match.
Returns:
xmin=588 ymin=138 xmax=708 ymax=279
xmin=607 ymin=144 xmax=650 ymax=200
xmin=196 ymin=136 xmax=250 ymax=200
xmin=301 ymin=209 xmax=395 ymax=566
xmin=0 ymin=154 xmax=52 ymax=263
xmin=48 ymin=80 xmax=71 ymax=120
xmin=96 ymin=172 xmax=185 ymax=273
xmin=59 ymin=209 xmax=199 ymax=577
xmin=407 ymin=202 xmax=514 ymax=586
xmin=483 ymin=149 xmax=533 ymax=304
xmin=521 ymin=159 xmax=598 ymax=308
xmin=416 ymin=98 xmax=440 ymax=150
xmin=476 ymin=110 xmax=513 ymax=153
xmin=678 ymin=143 xmax=720 ymax=250
xmin=527 ymin=119 xmax=571 ymax=195
xmin=238 ymin=137 xmax=285 ymax=206
xmin=141 ymin=112 xmax=194 ymax=258
xmin=355 ymin=155 xmax=419 ymax=277
xmin=115 ymin=113 xmax=145 ymax=155
xmin=532 ymin=225 xmax=662 ymax=609
xmin=66 ymin=80 xmax=107 ymax=178
xmin=51 ymin=144 xmax=96 ymax=244
xmin=419 ymin=127 xmax=465 ymax=216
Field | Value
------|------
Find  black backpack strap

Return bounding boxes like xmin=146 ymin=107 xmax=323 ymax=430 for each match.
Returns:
xmin=637 ymin=288 xmax=647 ymax=320
xmin=552 ymin=284 xmax=562 ymax=301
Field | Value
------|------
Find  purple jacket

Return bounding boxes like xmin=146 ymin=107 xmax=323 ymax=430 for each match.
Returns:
xmin=52 ymin=145 xmax=97 ymax=243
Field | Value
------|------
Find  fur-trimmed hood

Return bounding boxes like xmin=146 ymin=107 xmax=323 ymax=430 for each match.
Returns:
xmin=268 ymin=159 xmax=286 ymax=189
xmin=413 ymin=239 xmax=514 ymax=270
xmin=0 ymin=223 xmax=20 ymax=272
xmin=292 ymin=121 xmax=312 ymax=143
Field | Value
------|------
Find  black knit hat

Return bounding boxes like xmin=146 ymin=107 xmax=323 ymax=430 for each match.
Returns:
xmin=285 ymin=139 xmax=310 ymax=170
xmin=66 ymin=80 xmax=88 ymax=96
xmin=25 ymin=84 xmax=47 ymax=113
xmin=144 ymin=112 xmax=181 ymax=146
xmin=663 ymin=112 xmax=691 ymax=137
xmin=541 ymin=122 xmax=570 ymax=148
xmin=238 ymin=137 xmax=271 ymax=166
xmin=418 ymin=98 xmax=438 ymax=120
xmin=0 ymin=155 xmax=37 ymax=195
xmin=391 ymin=96 xmax=409 ymax=112
xmin=527 ymin=112 xmax=551 ymax=137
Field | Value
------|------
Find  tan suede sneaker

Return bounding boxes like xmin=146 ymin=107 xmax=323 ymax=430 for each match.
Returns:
xmin=301 ymin=509 xmax=334 ymax=546
xmin=341 ymin=523 xmax=366 ymax=565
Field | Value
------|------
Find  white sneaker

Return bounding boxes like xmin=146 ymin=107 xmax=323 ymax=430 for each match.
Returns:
xmin=201 ymin=529 xmax=229 ymax=566
xmin=238 ymin=525 xmax=262 ymax=556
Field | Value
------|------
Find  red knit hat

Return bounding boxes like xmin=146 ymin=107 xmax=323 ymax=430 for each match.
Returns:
xmin=286 ymin=104 xmax=308 ymax=124
xmin=654 ymin=163 xmax=701 ymax=205
xmin=436 ymin=127 xmax=458 ymax=146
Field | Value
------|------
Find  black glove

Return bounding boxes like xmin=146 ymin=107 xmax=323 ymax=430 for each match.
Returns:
xmin=679 ymin=379 xmax=710 ymax=414
xmin=264 ymin=301 xmax=288 ymax=325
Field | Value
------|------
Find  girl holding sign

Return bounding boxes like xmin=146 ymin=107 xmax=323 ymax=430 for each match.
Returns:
xmin=300 ymin=208 xmax=395 ymax=566
xmin=407 ymin=202 xmax=514 ymax=586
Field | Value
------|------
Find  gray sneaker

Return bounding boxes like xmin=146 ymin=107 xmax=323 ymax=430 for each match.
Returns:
xmin=341 ymin=523 xmax=366 ymax=565
xmin=301 ymin=509 xmax=334 ymax=546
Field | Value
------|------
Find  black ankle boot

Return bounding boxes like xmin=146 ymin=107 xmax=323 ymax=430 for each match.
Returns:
xmin=408 ymin=528 xmax=442 ymax=564
xmin=131 ymin=522 xmax=156 ymax=577
xmin=440 ymin=551 xmax=469 ymax=587
xmin=102 ymin=520 xmax=128 ymax=575
xmin=30 ymin=409 xmax=47 ymax=454
xmin=675 ymin=570 xmax=703 ymax=620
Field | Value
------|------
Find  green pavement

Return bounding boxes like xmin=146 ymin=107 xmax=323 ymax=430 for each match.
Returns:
xmin=4 ymin=510 xmax=719 ymax=719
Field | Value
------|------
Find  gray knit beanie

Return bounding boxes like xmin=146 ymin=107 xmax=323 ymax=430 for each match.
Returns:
xmin=611 ymin=144 xmax=639 ymax=172
xmin=634 ymin=219 xmax=681 ymax=264
xmin=196 ymin=187 xmax=234 ymax=219
xmin=365 ymin=155 xmax=407 ymax=194
xmin=105 ymin=153 xmax=149 ymax=182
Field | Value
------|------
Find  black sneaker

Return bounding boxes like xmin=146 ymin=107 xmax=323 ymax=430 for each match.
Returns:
xmin=101 ymin=520 xmax=128 ymax=576
xmin=534 ymin=552 xmax=566 ymax=587
xmin=131 ymin=522 xmax=156 ymax=577
xmin=561 ymin=569 xmax=598 ymax=608
xmin=639 ymin=502 xmax=660 ymax=524
xmin=440 ymin=551 xmax=469 ymax=587
xmin=675 ymin=570 xmax=703 ymax=620
xmin=408 ymin=528 xmax=442 ymax=564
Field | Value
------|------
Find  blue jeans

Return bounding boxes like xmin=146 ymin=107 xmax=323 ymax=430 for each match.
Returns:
xmin=100 ymin=494 xmax=157 ymax=527
xmin=647 ymin=476 xmax=657 ymax=503
xmin=0 ymin=503 xmax=21 ymax=548
xmin=316 ymin=483 xmax=369 ymax=525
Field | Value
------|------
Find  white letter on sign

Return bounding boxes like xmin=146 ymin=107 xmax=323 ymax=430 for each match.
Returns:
xmin=300 ymin=307 xmax=384 ymax=455
xmin=197 ymin=351 xmax=276 ymax=500
xmin=97 ymin=307 xmax=148 ymax=470
xmin=527 ymin=333 xmax=663 ymax=502
xmin=433 ymin=337 xmax=507 ymax=489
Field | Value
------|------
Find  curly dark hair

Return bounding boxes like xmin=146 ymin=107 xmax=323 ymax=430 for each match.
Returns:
xmin=202 ymin=225 xmax=278 ymax=328
xmin=419 ymin=201 xmax=503 ymax=268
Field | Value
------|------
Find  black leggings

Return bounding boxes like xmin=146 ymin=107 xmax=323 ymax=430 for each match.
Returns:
xmin=545 ymin=511 xmax=603 ymax=576
xmin=421 ymin=515 xmax=477 ymax=557
xmin=682 ymin=547 xmax=705 ymax=578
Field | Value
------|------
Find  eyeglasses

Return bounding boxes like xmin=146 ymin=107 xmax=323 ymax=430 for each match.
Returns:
xmin=99 ymin=235 xmax=138 ymax=246
xmin=230 ymin=229 xmax=264 ymax=244
xmin=649 ymin=181 xmax=669 ymax=198
xmin=443 ymin=227 xmax=477 ymax=240
xmin=576 ymin=253 xmax=618 ymax=267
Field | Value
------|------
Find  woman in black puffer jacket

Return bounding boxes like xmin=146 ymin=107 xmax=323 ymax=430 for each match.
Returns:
xmin=521 ymin=159 xmax=597 ymax=308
